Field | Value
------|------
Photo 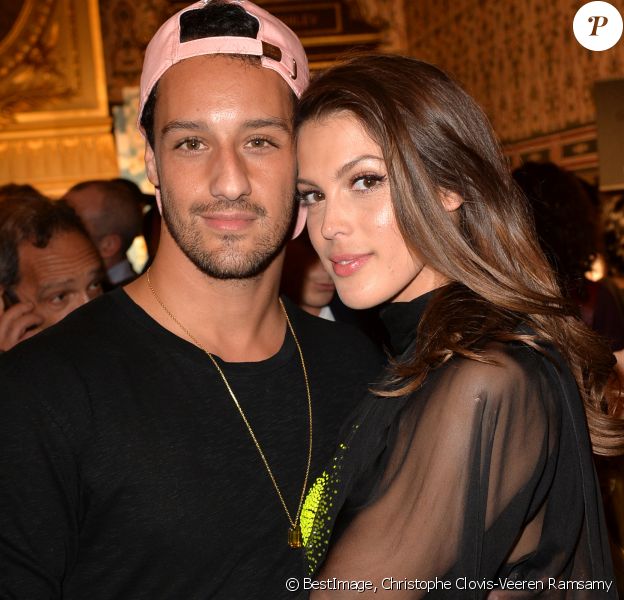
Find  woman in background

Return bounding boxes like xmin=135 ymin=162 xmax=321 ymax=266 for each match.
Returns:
xmin=295 ymin=54 xmax=622 ymax=598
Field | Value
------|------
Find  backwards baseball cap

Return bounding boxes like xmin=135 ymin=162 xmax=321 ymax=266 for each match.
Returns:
xmin=138 ymin=0 xmax=309 ymax=127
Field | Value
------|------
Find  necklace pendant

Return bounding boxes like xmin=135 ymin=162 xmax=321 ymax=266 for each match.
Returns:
xmin=288 ymin=524 xmax=302 ymax=548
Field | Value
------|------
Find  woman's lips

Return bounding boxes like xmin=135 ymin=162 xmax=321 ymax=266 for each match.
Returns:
xmin=329 ymin=254 xmax=372 ymax=277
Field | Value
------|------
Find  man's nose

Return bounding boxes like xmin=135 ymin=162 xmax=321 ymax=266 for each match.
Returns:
xmin=208 ymin=147 xmax=252 ymax=200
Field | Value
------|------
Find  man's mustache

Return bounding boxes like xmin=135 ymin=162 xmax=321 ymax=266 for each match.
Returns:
xmin=189 ymin=199 xmax=267 ymax=218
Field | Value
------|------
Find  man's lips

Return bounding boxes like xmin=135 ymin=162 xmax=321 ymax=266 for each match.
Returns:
xmin=201 ymin=212 xmax=257 ymax=231
xmin=329 ymin=254 xmax=372 ymax=277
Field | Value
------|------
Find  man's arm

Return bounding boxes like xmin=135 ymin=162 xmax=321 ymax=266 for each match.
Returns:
xmin=0 ymin=364 xmax=80 ymax=598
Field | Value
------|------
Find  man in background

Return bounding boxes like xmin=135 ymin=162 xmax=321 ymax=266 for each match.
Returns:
xmin=0 ymin=194 xmax=105 ymax=351
xmin=64 ymin=179 xmax=143 ymax=286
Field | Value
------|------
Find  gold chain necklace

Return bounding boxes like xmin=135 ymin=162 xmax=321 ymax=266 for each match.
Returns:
xmin=146 ymin=268 xmax=312 ymax=548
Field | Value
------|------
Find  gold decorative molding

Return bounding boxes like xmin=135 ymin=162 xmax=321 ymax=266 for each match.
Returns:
xmin=504 ymin=124 xmax=599 ymax=173
xmin=0 ymin=0 xmax=118 ymax=196
xmin=100 ymin=1 xmax=392 ymax=103
xmin=0 ymin=0 xmax=74 ymax=122
xmin=99 ymin=0 xmax=170 ymax=105
xmin=0 ymin=128 xmax=118 ymax=191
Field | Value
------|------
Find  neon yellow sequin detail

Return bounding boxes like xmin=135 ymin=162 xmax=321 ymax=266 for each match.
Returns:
xmin=302 ymin=439 xmax=353 ymax=574
xmin=300 ymin=471 xmax=328 ymax=545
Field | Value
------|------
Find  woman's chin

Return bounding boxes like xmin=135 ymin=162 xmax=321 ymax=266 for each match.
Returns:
xmin=336 ymin=289 xmax=384 ymax=311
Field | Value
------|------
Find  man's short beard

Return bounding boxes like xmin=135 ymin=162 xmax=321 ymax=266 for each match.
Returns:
xmin=160 ymin=189 xmax=294 ymax=280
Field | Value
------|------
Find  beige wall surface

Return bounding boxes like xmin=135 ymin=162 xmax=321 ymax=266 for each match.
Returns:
xmin=405 ymin=0 xmax=624 ymax=174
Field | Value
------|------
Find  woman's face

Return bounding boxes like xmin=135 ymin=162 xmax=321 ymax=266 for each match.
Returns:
xmin=297 ymin=112 xmax=446 ymax=309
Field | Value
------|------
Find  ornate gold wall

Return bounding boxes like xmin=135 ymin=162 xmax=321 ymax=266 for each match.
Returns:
xmin=100 ymin=0 xmax=397 ymax=104
xmin=4 ymin=0 xmax=620 ymax=193
xmin=101 ymin=0 xmax=623 ymax=175
xmin=405 ymin=0 xmax=624 ymax=174
xmin=0 ymin=0 xmax=118 ymax=196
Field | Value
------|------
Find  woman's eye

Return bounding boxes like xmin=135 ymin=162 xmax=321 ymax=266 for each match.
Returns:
xmin=298 ymin=190 xmax=325 ymax=205
xmin=352 ymin=174 xmax=386 ymax=191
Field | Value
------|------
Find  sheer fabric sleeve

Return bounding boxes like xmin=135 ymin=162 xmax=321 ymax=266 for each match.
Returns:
xmin=309 ymin=345 xmax=572 ymax=598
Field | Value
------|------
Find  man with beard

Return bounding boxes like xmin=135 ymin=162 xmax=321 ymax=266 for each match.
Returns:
xmin=0 ymin=2 xmax=381 ymax=599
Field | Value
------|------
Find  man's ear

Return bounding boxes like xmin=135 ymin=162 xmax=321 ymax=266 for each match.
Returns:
xmin=145 ymin=143 xmax=162 ymax=214
xmin=145 ymin=144 xmax=159 ymax=189
xmin=98 ymin=233 xmax=122 ymax=260
xmin=291 ymin=204 xmax=308 ymax=239
xmin=440 ymin=190 xmax=463 ymax=212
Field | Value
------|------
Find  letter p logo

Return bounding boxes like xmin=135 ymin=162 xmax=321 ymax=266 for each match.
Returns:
xmin=574 ymin=2 xmax=623 ymax=50
xmin=589 ymin=15 xmax=609 ymax=35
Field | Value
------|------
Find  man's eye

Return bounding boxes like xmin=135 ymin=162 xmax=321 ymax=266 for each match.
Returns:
xmin=49 ymin=293 xmax=67 ymax=305
xmin=177 ymin=138 xmax=203 ymax=151
xmin=249 ymin=137 xmax=274 ymax=148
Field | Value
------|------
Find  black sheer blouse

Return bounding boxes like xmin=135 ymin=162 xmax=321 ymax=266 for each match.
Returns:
xmin=299 ymin=293 xmax=616 ymax=598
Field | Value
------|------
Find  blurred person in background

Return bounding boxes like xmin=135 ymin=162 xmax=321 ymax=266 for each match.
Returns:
xmin=0 ymin=195 xmax=105 ymax=352
xmin=603 ymin=194 xmax=624 ymax=313
xmin=0 ymin=183 xmax=46 ymax=203
xmin=513 ymin=161 xmax=624 ymax=353
xmin=64 ymin=179 xmax=143 ymax=286
xmin=598 ymin=193 xmax=624 ymax=597
xmin=281 ymin=230 xmax=336 ymax=319
xmin=111 ymin=178 xmax=161 ymax=271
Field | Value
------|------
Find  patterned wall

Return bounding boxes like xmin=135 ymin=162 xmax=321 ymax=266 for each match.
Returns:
xmin=404 ymin=0 xmax=624 ymax=175
xmin=98 ymin=0 xmax=624 ymax=176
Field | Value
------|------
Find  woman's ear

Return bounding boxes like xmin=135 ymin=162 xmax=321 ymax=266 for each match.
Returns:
xmin=440 ymin=190 xmax=464 ymax=212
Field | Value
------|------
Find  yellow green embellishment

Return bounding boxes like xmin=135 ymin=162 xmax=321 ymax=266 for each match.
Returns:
xmin=302 ymin=439 xmax=352 ymax=575
xmin=301 ymin=471 xmax=328 ymax=546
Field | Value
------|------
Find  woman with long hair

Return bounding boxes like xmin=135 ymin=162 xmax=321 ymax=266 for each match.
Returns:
xmin=295 ymin=54 xmax=622 ymax=597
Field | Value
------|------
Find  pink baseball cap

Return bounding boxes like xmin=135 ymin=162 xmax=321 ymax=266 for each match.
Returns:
xmin=138 ymin=0 xmax=309 ymax=128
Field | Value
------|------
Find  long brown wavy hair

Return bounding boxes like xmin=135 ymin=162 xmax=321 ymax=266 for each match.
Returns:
xmin=295 ymin=54 xmax=623 ymax=456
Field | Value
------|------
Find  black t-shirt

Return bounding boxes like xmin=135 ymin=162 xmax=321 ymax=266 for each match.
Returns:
xmin=0 ymin=289 xmax=382 ymax=599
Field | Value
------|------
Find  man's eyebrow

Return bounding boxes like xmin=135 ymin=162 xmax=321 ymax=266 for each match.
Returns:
xmin=161 ymin=120 xmax=202 ymax=136
xmin=161 ymin=118 xmax=291 ymax=137
xmin=37 ymin=267 xmax=105 ymax=298
xmin=243 ymin=118 xmax=291 ymax=133
xmin=37 ymin=279 xmax=76 ymax=298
